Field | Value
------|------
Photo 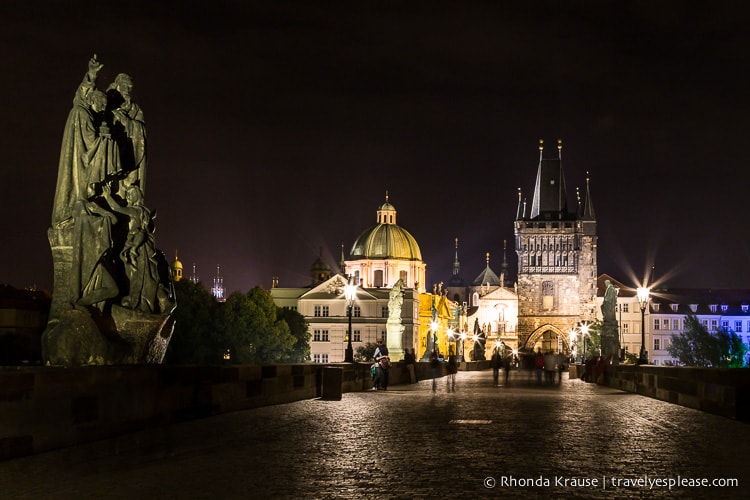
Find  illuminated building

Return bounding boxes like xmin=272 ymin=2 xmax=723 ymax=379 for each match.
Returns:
xmin=514 ymin=139 xmax=598 ymax=353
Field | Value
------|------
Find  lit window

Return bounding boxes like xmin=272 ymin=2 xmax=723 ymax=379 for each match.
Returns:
xmin=662 ymin=319 xmax=669 ymax=330
xmin=721 ymin=304 xmax=728 ymax=312
xmin=710 ymin=304 xmax=718 ymax=313
xmin=653 ymin=319 xmax=660 ymax=331
xmin=353 ymin=305 xmax=361 ymax=317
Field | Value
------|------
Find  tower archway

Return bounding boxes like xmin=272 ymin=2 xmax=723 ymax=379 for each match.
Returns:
xmin=522 ymin=324 xmax=571 ymax=353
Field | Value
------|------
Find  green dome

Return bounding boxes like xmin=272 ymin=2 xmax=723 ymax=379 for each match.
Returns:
xmin=350 ymin=224 xmax=422 ymax=260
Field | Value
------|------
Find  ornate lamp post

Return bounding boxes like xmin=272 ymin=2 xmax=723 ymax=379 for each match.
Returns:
xmin=344 ymin=280 xmax=357 ymax=363
xmin=636 ymin=287 xmax=650 ymax=365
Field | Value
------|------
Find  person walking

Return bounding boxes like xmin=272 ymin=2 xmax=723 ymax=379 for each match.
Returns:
xmin=446 ymin=352 xmax=458 ymax=391
xmin=374 ymin=339 xmax=390 ymax=390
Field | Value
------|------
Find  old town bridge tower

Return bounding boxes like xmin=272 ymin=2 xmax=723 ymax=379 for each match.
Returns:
xmin=514 ymin=140 xmax=597 ymax=353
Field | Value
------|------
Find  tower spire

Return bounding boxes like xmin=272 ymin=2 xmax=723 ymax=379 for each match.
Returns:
xmin=582 ymin=171 xmax=596 ymax=221
xmin=339 ymin=241 xmax=346 ymax=275
xmin=516 ymin=187 xmax=523 ymax=220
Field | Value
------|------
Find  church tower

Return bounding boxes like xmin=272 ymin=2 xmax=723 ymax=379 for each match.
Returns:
xmin=514 ymin=139 xmax=597 ymax=352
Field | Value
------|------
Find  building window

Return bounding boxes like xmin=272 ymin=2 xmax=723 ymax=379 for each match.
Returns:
xmin=710 ymin=320 xmax=718 ymax=332
xmin=322 ymin=306 xmax=329 ymax=317
xmin=622 ymin=323 xmax=629 ymax=334
xmin=670 ymin=304 xmax=678 ymax=312
xmin=652 ymin=303 xmax=660 ymax=312
xmin=737 ymin=321 xmax=743 ymax=333
xmin=313 ymin=354 xmax=320 ymax=363
xmin=374 ymin=270 xmax=384 ymax=287
xmin=742 ymin=304 xmax=749 ymax=313
xmin=672 ymin=319 xmax=680 ymax=331
xmin=314 ymin=305 xmax=321 ymax=317
xmin=721 ymin=304 xmax=728 ymax=312
xmin=381 ymin=331 xmax=387 ymax=343
xmin=353 ymin=330 xmax=361 ymax=342
xmin=313 ymin=329 xmax=321 ymax=341
xmin=321 ymin=330 xmax=329 ymax=341
xmin=621 ymin=303 xmax=629 ymax=313
xmin=722 ymin=321 xmax=729 ymax=330
xmin=709 ymin=304 xmax=718 ymax=313
xmin=701 ymin=320 xmax=709 ymax=329
xmin=653 ymin=319 xmax=660 ymax=331
xmin=662 ymin=319 xmax=669 ymax=330
xmin=654 ymin=338 xmax=661 ymax=351
xmin=381 ymin=307 xmax=388 ymax=318
xmin=353 ymin=305 xmax=361 ymax=317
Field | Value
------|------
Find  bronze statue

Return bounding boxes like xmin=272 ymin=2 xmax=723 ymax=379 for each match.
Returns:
xmin=43 ymin=55 xmax=174 ymax=366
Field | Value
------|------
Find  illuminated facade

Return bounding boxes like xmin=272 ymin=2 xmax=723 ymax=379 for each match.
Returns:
xmin=344 ymin=193 xmax=426 ymax=293
xmin=514 ymin=140 xmax=598 ymax=353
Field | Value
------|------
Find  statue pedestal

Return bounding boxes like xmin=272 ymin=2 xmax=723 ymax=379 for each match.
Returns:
xmin=386 ymin=321 xmax=404 ymax=361
xmin=601 ymin=319 xmax=620 ymax=365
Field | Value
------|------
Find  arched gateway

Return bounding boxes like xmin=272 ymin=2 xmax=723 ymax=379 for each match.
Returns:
xmin=522 ymin=324 xmax=572 ymax=353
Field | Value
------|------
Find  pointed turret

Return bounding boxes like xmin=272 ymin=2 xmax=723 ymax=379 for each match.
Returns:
xmin=472 ymin=252 xmax=501 ymax=287
xmin=500 ymin=240 xmax=509 ymax=287
xmin=530 ymin=138 xmax=569 ymax=220
xmin=449 ymin=237 xmax=464 ymax=286
xmin=582 ymin=172 xmax=596 ymax=221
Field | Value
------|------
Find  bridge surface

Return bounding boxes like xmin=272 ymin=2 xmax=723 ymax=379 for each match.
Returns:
xmin=2 ymin=370 xmax=748 ymax=499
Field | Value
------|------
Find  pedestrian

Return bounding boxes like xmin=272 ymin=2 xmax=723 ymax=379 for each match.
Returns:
xmin=404 ymin=348 xmax=418 ymax=383
xmin=556 ymin=352 xmax=567 ymax=383
xmin=430 ymin=349 xmax=440 ymax=392
xmin=446 ymin=351 xmax=457 ymax=391
xmin=503 ymin=352 xmax=512 ymax=385
xmin=374 ymin=339 xmax=390 ymax=390
xmin=534 ymin=349 xmax=544 ymax=384
xmin=544 ymin=351 xmax=557 ymax=384
xmin=490 ymin=347 xmax=502 ymax=386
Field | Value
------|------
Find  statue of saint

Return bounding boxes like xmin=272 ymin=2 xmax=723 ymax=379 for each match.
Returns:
xmin=388 ymin=278 xmax=404 ymax=321
xmin=601 ymin=279 xmax=617 ymax=323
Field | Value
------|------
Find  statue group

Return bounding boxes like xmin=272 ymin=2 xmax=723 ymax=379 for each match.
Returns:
xmin=43 ymin=55 xmax=176 ymax=366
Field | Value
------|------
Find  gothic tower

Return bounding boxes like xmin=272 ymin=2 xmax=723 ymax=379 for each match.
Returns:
xmin=514 ymin=139 xmax=597 ymax=352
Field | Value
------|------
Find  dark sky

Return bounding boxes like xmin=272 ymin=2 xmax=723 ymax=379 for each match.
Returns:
xmin=2 ymin=1 xmax=750 ymax=293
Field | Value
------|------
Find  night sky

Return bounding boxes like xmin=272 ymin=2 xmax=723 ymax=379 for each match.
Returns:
xmin=2 ymin=2 xmax=749 ymax=294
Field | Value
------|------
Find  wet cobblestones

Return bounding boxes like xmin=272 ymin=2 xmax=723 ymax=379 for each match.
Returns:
xmin=2 ymin=370 xmax=749 ymax=499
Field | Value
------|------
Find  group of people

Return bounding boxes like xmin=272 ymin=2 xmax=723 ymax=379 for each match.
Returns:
xmin=533 ymin=349 xmax=567 ymax=385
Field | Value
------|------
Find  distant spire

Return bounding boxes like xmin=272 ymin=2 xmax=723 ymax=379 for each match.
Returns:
xmin=582 ymin=171 xmax=596 ymax=221
xmin=339 ymin=241 xmax=346 ymax=274
xmin=385 ymin=190 xmax=389 ymax=203
xmin=500 ymin=240 xmax=509 ymax=286
xmin=486 ymin=252 xmax=490 ymax=267
xmin=453 ymin=238 xmax=460 ymax=277
xmin=557 ymin=138 xmax=562 ymax=160
xmin=538 ymin=138 xmax=544 ymax=161
xmin=516 ymin=187 xmax=523 ymax=220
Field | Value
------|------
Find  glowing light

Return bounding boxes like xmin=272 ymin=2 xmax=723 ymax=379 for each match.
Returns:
xmin=430 ymin=321 xmax=439 ymax=332
xmin=637 ymin=287 xmax=650 ymax=309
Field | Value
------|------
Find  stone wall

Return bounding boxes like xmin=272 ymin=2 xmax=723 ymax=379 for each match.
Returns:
xmin=0 ymin=360 xmax=460 ymax=461
xmin=603 ymin=365 xmax=750 ymax=421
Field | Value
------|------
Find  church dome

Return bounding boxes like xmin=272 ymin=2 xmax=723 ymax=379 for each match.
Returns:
xmin=349 ymin=194 xmax=422 ymax=260
xmin=171 ymin=251 xmax=183 ymax=282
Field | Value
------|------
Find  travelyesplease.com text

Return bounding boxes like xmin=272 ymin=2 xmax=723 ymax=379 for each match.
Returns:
xmin=484 ymin=475 xmax=738 ymax=490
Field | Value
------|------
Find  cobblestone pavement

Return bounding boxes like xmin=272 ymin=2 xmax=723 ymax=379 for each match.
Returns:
xmin=2 ymin=370 xmax=749 ymax=499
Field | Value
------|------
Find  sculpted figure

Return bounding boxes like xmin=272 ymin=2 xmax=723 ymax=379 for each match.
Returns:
xmin=52 ymin=55 xmax=110 ymax=227
xmin=107 ymin=73 xmax=147 ymax=195
xmin=388 ymin=278 xmax=404 ymax=321
xmin=102 ymin=183 xmax=161 ymax=313
xmin=601 ymin=279 xmax=617 ymax=323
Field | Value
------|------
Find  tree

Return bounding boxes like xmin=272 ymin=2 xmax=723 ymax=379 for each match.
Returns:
xmin=667 ymin=313 xmax=748 ymax=367
xmin=165 ymin=280 xmax=223 ymax=364
xmin=571 ymin=321 xmax=602 ymax=360
xmin=217 ymin=286 xmax=298 ymax=364
xmin=355 ymin=342 xmax=377 ymax=362
xmin=277 ymin=306 xmax=310 ymax=362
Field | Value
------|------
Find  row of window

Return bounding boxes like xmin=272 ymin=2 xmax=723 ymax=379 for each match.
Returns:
xmin=652 ymin=303 xmax=749 ymax=313
xmin=312 ymin=329 xmax=365 ymax=342
xmin=652 ymin=318 xmax=750 ymax=333
xmin=313 ymin=305 xmax=387 ymax=318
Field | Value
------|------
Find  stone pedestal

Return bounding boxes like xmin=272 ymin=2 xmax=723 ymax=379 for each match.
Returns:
xmin=386 ymin=320 xmax=404 ymax=361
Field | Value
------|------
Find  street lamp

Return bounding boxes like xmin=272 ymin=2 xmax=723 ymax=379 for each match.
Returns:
xmin=344 ymin=279 xmax=357 ymax=363
xmin=460 ymin=331 xmax=467 ymax=362
xmin=636 ymin=287 xmax=650 ymax=365
xmin=580 ymin=323 xmax=590 ymax=363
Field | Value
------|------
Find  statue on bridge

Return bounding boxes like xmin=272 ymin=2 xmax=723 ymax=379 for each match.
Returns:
xmin=600 ymin=279 xmax=620 ymax=365
xmin=43 ymin=54 xmax=176 ymax=367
